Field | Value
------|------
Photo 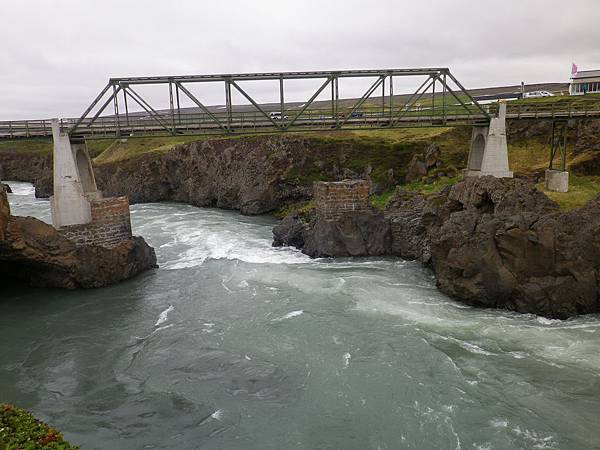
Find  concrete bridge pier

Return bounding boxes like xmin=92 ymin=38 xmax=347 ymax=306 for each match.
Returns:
xmin=465 ymin=102 xmax=513 ymax=178
xmin=50 ymin=119 xmax=102 ymax=228
xmin=50 ymin=119 xmax=134 ymax=248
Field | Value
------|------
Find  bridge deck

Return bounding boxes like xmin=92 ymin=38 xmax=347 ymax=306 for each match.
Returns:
xmin=2 ymin=104 xmax=600 ymax=139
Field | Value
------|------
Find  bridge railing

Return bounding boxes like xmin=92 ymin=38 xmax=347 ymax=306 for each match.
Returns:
xmin=0 ymin=102 xmax=492 ymax=139
xmin=0 ymin=119 xmax=56 ymax=138
xmin=506 ymin=96 xmax=600 ymax=119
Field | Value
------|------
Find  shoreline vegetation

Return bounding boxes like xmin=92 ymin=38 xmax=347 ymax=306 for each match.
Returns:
xmin=0 ymin=404 xmax=78 ymax=449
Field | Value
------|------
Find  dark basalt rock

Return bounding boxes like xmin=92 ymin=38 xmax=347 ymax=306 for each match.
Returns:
xmin=0 ymin=186 xmax=157 ymax=289
xmin=1 ymin=183 xmax=12 ymax=193
xmin=274 ymin=176 xmax=600 ymax=318
xmin=386 ymin=176 xmax=600 ymax=319
xmin=273 ymin=207 xmax=391 ymax=258
xmin=273 ymin=213 xmax=308 ymax=249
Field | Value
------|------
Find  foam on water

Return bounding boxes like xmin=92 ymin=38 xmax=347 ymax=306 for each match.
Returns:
xmin=155 ymin=305 xmax=174 ymax=326
xmin=130 ymin=204 xmax=312 ymax=268
xmin=276 ymin=310 xmax=304 ymax=321
xmin=4 ymin=181 xmax=51 ymax=223
xmin=342 ymin=352 xmax=351 ymax=368
xmin=5 ymin=181 xmax=35 ymax=196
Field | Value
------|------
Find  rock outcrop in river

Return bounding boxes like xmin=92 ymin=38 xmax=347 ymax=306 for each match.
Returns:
xmin=274 ymin=177 xmax=600 ymax=319
xmin=0 ymin=186 xmax=157 ymax=289
xmin=273 ymin=208 xmax=391 ymax=258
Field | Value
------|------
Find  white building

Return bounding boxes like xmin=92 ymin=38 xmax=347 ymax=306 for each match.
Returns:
xmin=570 ymin=69 xmax=600 ymax=95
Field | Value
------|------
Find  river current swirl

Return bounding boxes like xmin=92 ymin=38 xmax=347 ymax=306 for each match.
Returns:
xmin=1 ymin=182 xmax=600 ymax=449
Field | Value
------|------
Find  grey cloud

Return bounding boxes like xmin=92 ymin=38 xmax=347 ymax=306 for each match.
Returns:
xmin=1 ymin=0 xmax=598 ymax=119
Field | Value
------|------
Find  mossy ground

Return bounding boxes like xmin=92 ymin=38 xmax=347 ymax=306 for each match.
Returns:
xmin=93 ymin=135 xmax=203 ymax=164
xmin=283 ymin=127 xmax=468 ymax=187
xmin=537 ymin=175 xmax=600 ymax=210
xmin=0 ymin=404 xmax=78 ymax=449
xmin=274 ymin=199 xmax=316 ymax=219
xmin=0 ymin=138 xmax=112 ymax=158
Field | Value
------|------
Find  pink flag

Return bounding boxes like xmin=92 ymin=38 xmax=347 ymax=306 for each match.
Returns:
xmin=572 ymin=63 xmax=578 ymax=75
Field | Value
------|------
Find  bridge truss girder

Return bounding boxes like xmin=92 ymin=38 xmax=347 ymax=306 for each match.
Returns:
xmin=67 ymin=68 xmax=490 ymax=138
xmin=549 ymin=120 xmax=568 ymax=172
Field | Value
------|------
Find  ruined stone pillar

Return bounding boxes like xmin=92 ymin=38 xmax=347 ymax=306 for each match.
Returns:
xmin=313 ymin=180 xmax=371 ymax=220
xmin=465 ymin=102 xmax=513 ymax=178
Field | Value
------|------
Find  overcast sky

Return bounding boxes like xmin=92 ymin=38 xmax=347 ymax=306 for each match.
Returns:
xmin=2 ymin=0 xmax=599 ymax=120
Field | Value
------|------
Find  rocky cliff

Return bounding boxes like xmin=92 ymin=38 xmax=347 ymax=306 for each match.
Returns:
xmin=0 ymin=187 xmax=157 ymax=289
xmin=423 ymin=178 xmax=600 ymax=318
xmin=20 ymin=134 xmax=438 ymax=213
xmin=0 ymin=152 xmax=51 ymax=187
xmin=274 ymin=177 xmax=600 ymax=319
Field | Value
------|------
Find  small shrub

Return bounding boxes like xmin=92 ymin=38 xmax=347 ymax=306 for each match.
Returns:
xmin=0 ymin=404 xmax=78 ymax=449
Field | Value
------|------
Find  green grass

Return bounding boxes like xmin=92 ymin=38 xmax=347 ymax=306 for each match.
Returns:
xmin=0 ymin=135 xmax=204 ymax=163
xmin=537 ymin=174 xmax=600 ymax=210
xmin=0 ymin=138 xmax=112 ymax=158
xmin=510 ymin=92 xmax=600 ymax=106
xmin=93 ymin=135 xmax=203 ymax=164
xmin=348 ymin=127 xmax=452 ymax=143
xmin=282 ymin=127 xmax=468 ymax=189
xmin=404 ymin=175 xmax=463 ymax=195
xmin=0 ymin=404 xmax=78 ymax=449
xmin=273 ymin=199 xmax=315 ymax=220
xmin=0 ymin=138 xmax=53 ymax=156
xmin=371 ymin=191 xmax=395 ymax=209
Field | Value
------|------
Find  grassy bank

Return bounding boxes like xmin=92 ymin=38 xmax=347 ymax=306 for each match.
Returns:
xmin=0 ymin=138 xmax=112 ymax=158
xmin=537 ymin=175 xmax=600 ymax=210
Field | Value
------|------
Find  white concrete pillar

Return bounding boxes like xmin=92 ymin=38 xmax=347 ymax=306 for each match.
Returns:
xmin=50 ymin=119 xmax=102 ymax=228
xmin=545 ymin=169 xmax=569 ymax=193
xmin=465 ymin=102 xmax=513 ymax=178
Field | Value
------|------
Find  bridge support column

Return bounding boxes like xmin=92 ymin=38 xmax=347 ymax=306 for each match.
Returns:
xmin=50 ymin=119 xmax=135 ymax=248
xmin=465 ymin=102 xmax=513 ymax=178
xmin=545 ymin=169 xmax=569 ymax=193
xmin=544 ymin=120 xmax=569 ymax=192
xmin=50 ymin=119 xmax=102 ymax=228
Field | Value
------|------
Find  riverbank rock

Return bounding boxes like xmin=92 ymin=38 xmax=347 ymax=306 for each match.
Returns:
xmin=273 ymin=207 xmax=391 ymax=258
xmin=274 ymin=176 xmax=600 ymax=318
xmin=386 ymin=176 xmax=600 ymax=319
xmin=0 ymin=186 xmax=157 ymax=289
xmin=3 ymin=134 xmax=428 ymax=214
xmin=404 ymin=155 xmax=427 ymax=183
xmin=1 ymin=183 xmax=12 ymax=193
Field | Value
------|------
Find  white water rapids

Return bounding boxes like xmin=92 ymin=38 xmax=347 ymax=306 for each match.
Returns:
xmin=1 ymin=182 xmax=599 ymax=449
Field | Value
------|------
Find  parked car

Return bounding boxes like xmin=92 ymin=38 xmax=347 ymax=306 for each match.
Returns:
xmin=335 ymin=111 xmax=364 ymax=119
xmin=269 ymin=111 xmax=289 ymax=120
xmin=523 ymin=91 xmax=554 ymax=99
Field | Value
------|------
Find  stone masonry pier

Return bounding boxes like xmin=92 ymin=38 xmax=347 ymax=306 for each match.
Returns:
xmin=314 ymin=180 xmax=370 ymax=220
xmin=59 ymin=197 xmax=133 ymax=248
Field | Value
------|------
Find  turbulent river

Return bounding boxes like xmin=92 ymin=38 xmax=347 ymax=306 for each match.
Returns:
xmin=2 ymin=182 xmax=600 ymax=450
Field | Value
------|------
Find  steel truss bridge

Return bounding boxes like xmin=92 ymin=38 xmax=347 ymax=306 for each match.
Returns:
xmin=2 ymin=68 xmax=488 ymax=139
xmin=2 ymin=68 xmax=600 ymax=140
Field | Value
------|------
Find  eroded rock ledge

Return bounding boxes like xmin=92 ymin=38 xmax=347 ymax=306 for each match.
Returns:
xmin=274 ymin=177 xmax=600 ymax=319
xmin=0 ymin=187 xmax=157 ymax=289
